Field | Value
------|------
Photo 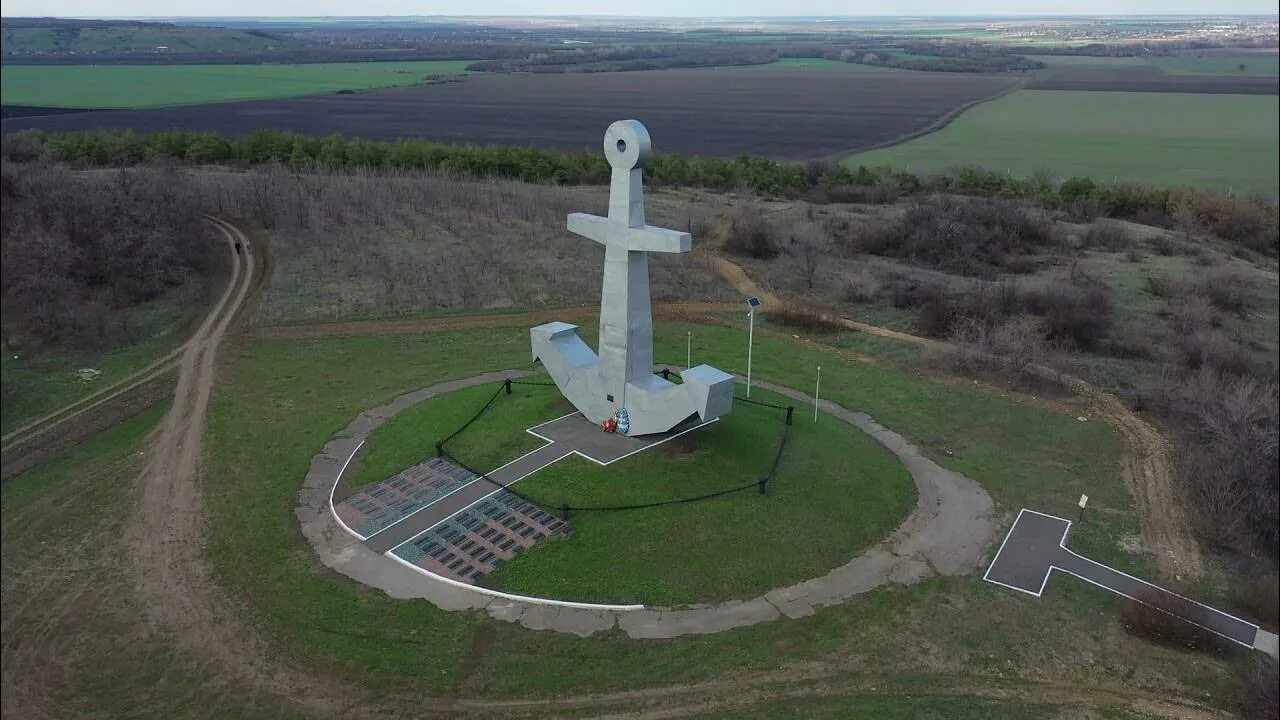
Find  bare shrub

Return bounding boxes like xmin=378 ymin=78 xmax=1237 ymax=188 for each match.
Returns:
xmin=1021 ymin=281 xmax=1112 ymax=350
xmin=787 ymin=228 xmax=828 ymax=290
xmin=1120 ymin=592 xmax=1230 ymax=655
xmin=949 ymin=315 xmax=1047 ymax=380
xmin=1178 ymin=328 xmax=1254 ymax=378
xmin=724 ymin=199 xmax=778 ymax=259
xmin=769 ymin=303 xmax=844 ymax=334
xmin=1083 ymin=220 xmax=1130 ymax=250
xmin=1144 ymin=273 xmax=1181 ymax=299
xmin=858 ymin=194 xmax=1058 ymax=277
xmin=1163 ymin=294 xmax=1218 ymax=335
xmin=1196 ymin=270 xmax=1255 ymax=317
xmin=1156 ymin=368 xmax=1280 ymax=554
xmin=841 ymin=270 xmax=881 ymax=303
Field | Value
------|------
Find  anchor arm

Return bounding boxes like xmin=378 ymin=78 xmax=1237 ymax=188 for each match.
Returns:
xmin=567 ymin=213 xmax=609 ymax=245
xmin=623 ymin=226 xmax=691 ymax=254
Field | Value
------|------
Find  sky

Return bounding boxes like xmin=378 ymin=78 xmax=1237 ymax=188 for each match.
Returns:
xmin=2 ymin=0 xmax=1278 ymax=17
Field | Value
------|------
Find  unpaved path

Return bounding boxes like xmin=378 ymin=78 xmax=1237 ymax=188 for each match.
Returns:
xmin=707 ymin=254 xmax=1202 ymax=579
xmin=125 ymin=218 xmax=353 ymax=715
xmin=0 ymin=349 xmax=181 ymax=452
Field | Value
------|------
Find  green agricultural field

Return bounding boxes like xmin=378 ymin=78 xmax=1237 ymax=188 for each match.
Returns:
xmin=848 ymin=90 xmax=1280 ymax=195
xmin=1148 ymin=54 xmax=1280 ymax=76
xmin=1026 ymin=53 xmax=1279 ymax=76
xmin=0 ymin=60 xmax=472 ymax=109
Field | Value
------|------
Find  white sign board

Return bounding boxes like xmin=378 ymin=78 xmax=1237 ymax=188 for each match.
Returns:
xmin=1078 ymin=494 xmax=1089 ymax=509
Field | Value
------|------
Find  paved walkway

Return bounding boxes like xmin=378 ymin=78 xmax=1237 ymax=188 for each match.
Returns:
xmin=298 ymin=370 xmax=996 ymax=638
xmin=986 ymin=509 xmax=1275 ymax=655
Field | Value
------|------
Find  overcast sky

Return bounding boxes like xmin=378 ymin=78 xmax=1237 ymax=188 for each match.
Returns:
xmin=3 ymin=0 xmax=1278 ymax=18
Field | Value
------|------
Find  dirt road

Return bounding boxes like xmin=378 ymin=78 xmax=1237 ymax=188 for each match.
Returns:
xmin=124 ymin=217 xmax=347 ymax=712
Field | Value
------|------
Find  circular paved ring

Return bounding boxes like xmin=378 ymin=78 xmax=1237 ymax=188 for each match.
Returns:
xmin=298 ymin=370 xmax=995 ymax=639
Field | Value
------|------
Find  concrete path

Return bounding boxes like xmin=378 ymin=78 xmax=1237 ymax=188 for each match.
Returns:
xmin=298 ymin=371 xmax=997 ymax=638
xmin=986 ymin=509 xmax=1275 ymax=656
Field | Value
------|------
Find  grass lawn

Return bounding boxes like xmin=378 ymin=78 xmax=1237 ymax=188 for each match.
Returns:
xmin=362 ymin=382 xmax=916 ymax=605
xmin=3 ymin=319 xmax=1249 ymax=713
xmin=739 ymin=58 xmax=909 ymax=73
xmin=0 ymin=60 xmax=472 ymax=109
xmin=341 ymin=381 xmax=562 ymax=493
xmin=847 ymin=90 xmax=1280 ymax=196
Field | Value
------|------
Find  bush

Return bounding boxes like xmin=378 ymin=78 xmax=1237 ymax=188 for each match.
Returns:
xmin=1021 ymin=281 xmax=1112 ymax=350
xmin=1144 ymin=273 xmax=1180 ymax=299
xmin=1196 ymin=270 xmax=1255 ymax=317
xmin=769 ymin=303 xmax=845 ymax=334
xmin=1120 ymin=592 xmax=1231 ymax=655
xmin=1162 ymin=294 xmax=1218 ymax=335
xmin=949 ymin=315 xmax=1048 ymax=380
xmin=1083 ymin=220 xmax=1130 ymax=250
xmin=1157 ymin=369 xmax=1280 ymax=554
xmin=841 ymin=270 xmax=881 ymax=303
xmin=723 ymin=199 xmax=779 ymax=259
xmin=859 ymin=195 xmax=1058 ymax=277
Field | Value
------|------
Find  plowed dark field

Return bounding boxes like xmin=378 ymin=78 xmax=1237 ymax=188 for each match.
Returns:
xmin=0 ymin=68 xmax=1017 ymax=159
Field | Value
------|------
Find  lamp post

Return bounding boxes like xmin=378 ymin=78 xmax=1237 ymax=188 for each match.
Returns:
xmin=814 ymin=365 xmax=821 ymax=422
xmin=747 ymin=297 xmax=752 ymax=397
xmin=686 ymin=330 xmax=691 ymax=370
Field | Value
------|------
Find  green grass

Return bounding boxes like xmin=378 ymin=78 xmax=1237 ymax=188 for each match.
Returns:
xmin=739 ymin=58 xmax=908 ymax=73
xmin=847 ymin=89 xmax=1280 ymax=196
xmin=347 ymin=377 xmax=914 ymax=605
xmin=342 ymin=382 xmax=560 ymax=493
xmin=201 ymin=323 xmax=1162 ymax=690
xmin=0 ymin=60 xmax=472 ymax=109
xmin=0 ymin=403 xmax=307 ymax=719
xmin=1148 ymin=55 xmax=1280 ymax=76
xmin=1 ymin=320 xmax=1246 ymax=713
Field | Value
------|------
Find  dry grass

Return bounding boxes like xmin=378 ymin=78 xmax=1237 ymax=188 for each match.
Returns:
xmin=198 ymin=167 xmax=734 ymax=324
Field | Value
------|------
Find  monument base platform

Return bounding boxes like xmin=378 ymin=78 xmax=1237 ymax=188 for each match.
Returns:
xmin=527 ymin=412 xmax=717 ymax=466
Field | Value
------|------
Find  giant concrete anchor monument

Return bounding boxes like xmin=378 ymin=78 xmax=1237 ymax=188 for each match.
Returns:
xmin=531 ymin=120 xmax=734 ymax=436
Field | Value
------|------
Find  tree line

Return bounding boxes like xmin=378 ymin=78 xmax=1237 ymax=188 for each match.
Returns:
xmin=11 ymin=128 xmax=1274 ymax=257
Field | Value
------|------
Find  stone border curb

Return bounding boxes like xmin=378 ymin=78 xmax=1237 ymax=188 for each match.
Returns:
xmin=298 ymin=371 xmax=996 ymax=638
